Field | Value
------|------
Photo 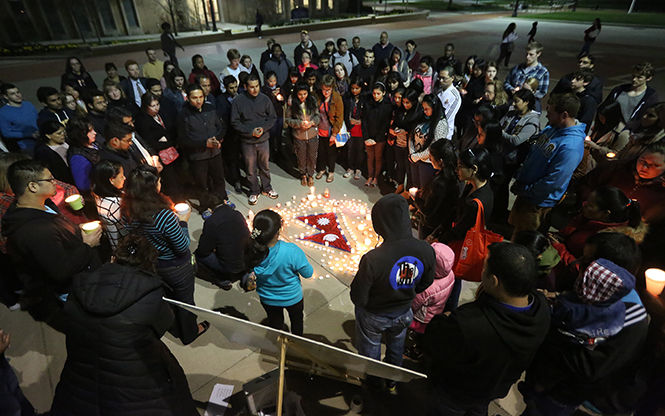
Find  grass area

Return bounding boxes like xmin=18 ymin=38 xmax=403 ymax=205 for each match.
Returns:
xmin=516 ymin=10 xmax=665 ymax=27
xmin=409 ymin=1 xmax=508 ymax=11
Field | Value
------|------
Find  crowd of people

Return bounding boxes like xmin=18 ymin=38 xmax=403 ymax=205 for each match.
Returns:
xmin=0 ymin=22 xmax=664 ymax=416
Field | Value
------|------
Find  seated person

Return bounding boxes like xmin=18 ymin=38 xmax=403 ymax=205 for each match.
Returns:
xmin=194 ymin=194 xmax=250 ymax=289
xmin=513 ymin=230 xmax=561 ymax=292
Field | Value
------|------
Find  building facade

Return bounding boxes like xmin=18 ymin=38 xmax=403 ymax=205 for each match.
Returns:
xmin=0 ymin=0 xmax=349 ymax=44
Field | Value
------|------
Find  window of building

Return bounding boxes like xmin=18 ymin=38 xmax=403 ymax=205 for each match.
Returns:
xmin=71 ymin=3 xmax=94 ymax=37
xmin=95 ymin=0 xmax=117 ymax=32
xmin=121 ymin=0 xmax=139 ymax=28
xmin=40 ymin=0 xmax=67 ymax=37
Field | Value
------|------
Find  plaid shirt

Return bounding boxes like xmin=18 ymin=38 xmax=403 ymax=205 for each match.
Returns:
xmin=504 ymin=62 xmax=550 ymax=100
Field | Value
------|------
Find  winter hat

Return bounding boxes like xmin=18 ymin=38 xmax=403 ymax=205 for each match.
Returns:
xmin=575 ymin=258 xmax=635 ymax=305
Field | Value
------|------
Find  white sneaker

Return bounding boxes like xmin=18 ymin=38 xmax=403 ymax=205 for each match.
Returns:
xmin=343 ymin=169 xmax=353 ymax=178
xmin=262 ymin=189 xmax=279 ymax=199
xmin=248 ymin=195 xmax=258 ymax=205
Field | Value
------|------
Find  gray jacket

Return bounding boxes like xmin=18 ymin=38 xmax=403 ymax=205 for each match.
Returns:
xmin=500 ymin=109 xmax=541 ymax=146
xmin=285 ymin=104 xmax=320 ymax=141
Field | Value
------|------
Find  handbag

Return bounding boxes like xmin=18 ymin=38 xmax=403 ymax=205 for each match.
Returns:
xmin=335 ymin=121 xmax=350 ymax=147
xmin=158 ymin=146 xmax=179 ymax=165
xmin=451 ymin=198 xmax=504 ymax=282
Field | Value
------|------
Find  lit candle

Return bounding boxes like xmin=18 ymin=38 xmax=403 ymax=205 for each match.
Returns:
xmin=65 ymin=194 xmax=84 ymax=211
xmin=408 ymin=187 xmax=418 ymax=198
xmin=645 ymin=268 xmax=665 ymax=296
xmin=80 ymin=221 xmax=101 ymax=234
xmin=606 ymin=151 xmax=616 ymax=160
xmin=174 ymin=202 xmax=190 ymax=216
xmin=323 ymin=188 xmax=330 ymax=198
xmin=309 ymin=186 xmax=315 ymax=195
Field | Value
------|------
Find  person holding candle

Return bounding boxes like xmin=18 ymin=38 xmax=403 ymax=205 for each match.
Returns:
xmin=49 ymin=233 xmax=198 ymax=415
xmin=522 ymin=232 xmax=649 ymax=416
xmin=351 ymin=194 xmax=435 ymax=393
xmin=285 ymin=83 xmax=320 ymax=187
xmin=388 ymin=88 xmax=419 ymax=193
xmin=121 ymin=165 xmax=209 ymax=345
xmin=408 ymin=94 xmax=448 ymax=190
xmin=2 ymin=159 xmax=101 ymax=332
xmin=245 ymin=209 xmax=313 ymax=335
xmin=343 ymin=75 xmax=366 ymax=180
xmin=315 ymin=74 xmax=344 ymax=183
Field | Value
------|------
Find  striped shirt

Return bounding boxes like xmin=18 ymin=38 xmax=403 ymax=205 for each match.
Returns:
xmin=95 ymin=196 xmax=127 ymax=250
xmin=132 ymin=208 xmax=190 ymax=262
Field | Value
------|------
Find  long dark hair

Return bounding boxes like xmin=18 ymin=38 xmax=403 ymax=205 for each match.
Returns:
xmin=114 ymin=232 xmax=158 ymax=275
xmin=166 ymin=68 xmax=186 ymax=91
xmin=459 ymin=147 xmax=493 ymax=182
xmin=429 ymin=138 xmax=458 ymax=181
xmin=290 ymin=83 xmax=318 ymax=117
xmin=121 ymin=165 xmax=173 ymax=223
xmin=502 ymin=23 xmax=516 ymax=40
xmin=65 ymin=116 xmax=93 ymax=148
xmin=513 ymin=230 xmax=550 ymax=258
xmin=140 ymin=92 xmax=160 ymax=113
xmin=92 ymin=160 xmax=123 ymax=198
xmin=421 ymin=94 xmax=446 ymax=146
xmin=39 ymin=120 xmax=64 ymax=143
xmin=592 ymin=186 xmax=642 ymax=227
xmin=64 ymin=56 xmax=86 ymax=74
xmin=245 ymin=210 xmax=282 ymax=269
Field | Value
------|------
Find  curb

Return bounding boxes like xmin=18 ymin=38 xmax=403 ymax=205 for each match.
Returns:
xmin=81 ymin=11 xmax=429 ymax=57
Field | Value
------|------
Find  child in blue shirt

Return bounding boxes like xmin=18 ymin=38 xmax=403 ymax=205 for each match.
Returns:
xmin=246 ymin=209 xmax=313 ymax=335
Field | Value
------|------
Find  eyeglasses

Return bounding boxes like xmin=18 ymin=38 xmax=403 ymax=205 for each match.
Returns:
xmin=33 ymin=177 xmax=56 ymax=184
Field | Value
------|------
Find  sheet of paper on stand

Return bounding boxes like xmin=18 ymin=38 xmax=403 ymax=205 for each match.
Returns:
xmin=203 ymin=383 xmax=234 ymax=416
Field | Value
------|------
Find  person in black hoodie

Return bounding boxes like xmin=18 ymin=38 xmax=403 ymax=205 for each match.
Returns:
xmin=50 ymin=233 xmax=198 ymax=416
xmin=1 ymin=160 xmax=101 ymax=331
xmin=33 ymin=120 xmax=75 ymax=185
xmin=424 ymin=242 xmax=550 ymax=416
xmin=350 ymin=194 xmax=435 ymax=391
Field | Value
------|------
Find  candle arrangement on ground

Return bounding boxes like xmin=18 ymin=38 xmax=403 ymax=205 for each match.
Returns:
xmin=247 ymin=189 xmax=380 ymax=284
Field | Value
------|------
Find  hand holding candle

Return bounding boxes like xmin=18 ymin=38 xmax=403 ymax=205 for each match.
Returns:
xmin=408 ymin=187 xmax=418 ymax=199
xmin=174 ymin=202 xmax=191 ymax=222
xmin=80 ymin=221 xmax=102 ymax=247
xmin=65 ymin=194 xmax=84 ymax=211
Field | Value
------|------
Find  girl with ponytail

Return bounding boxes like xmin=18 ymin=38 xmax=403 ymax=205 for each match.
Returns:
xmin=245 ymin=210 xmax=313 ymax=335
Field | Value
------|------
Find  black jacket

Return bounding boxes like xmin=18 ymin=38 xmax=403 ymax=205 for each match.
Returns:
xmin=195 ymin=204 xmax=250 ymax=276
xmin=350 ymin=64 xmax=375 ymax=91
xmin=441 ymin=182 xmax=494 ymax=244
xmin=576 ymin=90 xmax=597 ymax=133
xmin=99 ymin=144 xmax=144 ymax=176
xmin=1 ymin=203 xmax=98 ymax=319
xmin=362 ymin=98 xmax=392 ymax=143
xmin=50 ymin=263 xmax=197 ymax=416
xmin=435 ymin=55 xmax=463 ymax=76
xmin=425 ymin=292 xmax=551 ymax=405
xmin=87 ymin=111 xmax=107 ymax=145
xmin=415 ymin=169 xmax=460 ymax=239
xmin=37 ymin=107 xmax=74 ymax=127
xmin=599 ymin=84 xmax=659 ymax=130
xmin=230 ymin=91 xmax=277 ymax=145
xmin=33 ymin=142 xmax=75 ymax=185
xmin=350 ymin=194 xmax=435 ymax=315
xmin=552 ymin=72 xmax=603 ymax=104
xmin=294 ymin=41 xmax=320 ymax=66
xmin=177 ymin=102 xmax=224 ymax=161
xmin=135 ymin=110 xmax=177 ymax=152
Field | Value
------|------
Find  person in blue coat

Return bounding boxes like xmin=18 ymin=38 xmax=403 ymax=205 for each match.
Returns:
xmin=510 ymin=93 xmax=586 ymax=239
xmin=245 ymin=209 xmax=313 ymax=335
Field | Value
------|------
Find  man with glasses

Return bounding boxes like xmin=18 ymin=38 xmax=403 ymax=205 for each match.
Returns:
xmin=99 ymin=122 xmax=145 ymax=175
xmin=435 ymin=66 xmax=461 ymax=140
xmin=551 ymin=54 xmax=603 ymax=104
xmin=2 ymin=160 xmax=101 ymax=332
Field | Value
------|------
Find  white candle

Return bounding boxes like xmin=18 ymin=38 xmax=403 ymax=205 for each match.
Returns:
xmin=174 ymin=203 xmax=190 ymax=216
xmin=645 ymin=268 xmax=665 ymax=296
xmin=409 ymin=187 xmax=418 ymax=198
xmin=81 ymin=221 xmax=101 ymax=234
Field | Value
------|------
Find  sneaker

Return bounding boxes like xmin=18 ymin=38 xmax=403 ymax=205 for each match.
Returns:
xmin=326 ymin=172 xmax=334 ymax=183
xmin=343 ymin=169 xmax=353 ymax=178
xmin=234 ymin=182 xmax=243 ymax=194
xmin=224 ymin=199 xmax=236 ymax=209
xmin=262 ymin=189 xmax=279 ymax=199
xmin=315 ymin=171 xmax=325 ymax=180
xmin=248 ymin=194 xmax=258 ymax=205
xmin=354 ymin=169 xmax=362 ymax=180
xmin=307 ymin=176 xmax=314 ymax=187
xmin=301 ymin=175 xmax=308 ymax=187
xmin=386 ymin=380 xmax=398 ymax=396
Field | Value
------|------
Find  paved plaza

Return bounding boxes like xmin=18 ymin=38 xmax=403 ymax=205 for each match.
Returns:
xmin=1 ymin=11 xmax=664 ymax=415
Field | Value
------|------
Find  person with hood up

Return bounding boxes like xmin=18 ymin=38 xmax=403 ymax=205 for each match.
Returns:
xmin=424 ymin=242 xmax=551 ymax=415
xmin=403 ymin=242 xmax=455 ymax=360
xmin=264 ymin=44 xmax=294 ymax=86
xmin=521 ymin=232 xmax=649 ymax=416
xmin=510 ymin=93 xmax=586 ymax=239
xmin=245 ymin=209 xmax=313 ymax=335
xmin=50 ymin=233 xmax=198 ymax=416
xmin=350 ymin=194 xmax=435 ymax=393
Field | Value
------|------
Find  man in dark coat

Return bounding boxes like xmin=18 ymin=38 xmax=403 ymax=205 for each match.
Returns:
xmin=1 ymin=160 xmax=101 ymax=331
xmin=424 ymin=242 xmax=551 ymax=416
xmin=119 ymin=59 xmax=149 ymax=108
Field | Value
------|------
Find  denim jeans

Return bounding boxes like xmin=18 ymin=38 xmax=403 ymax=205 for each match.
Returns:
xmin=241 ymin=140 xmax=271 ymax=195
xmin=354 ymin=306 xmax=413 ymax=367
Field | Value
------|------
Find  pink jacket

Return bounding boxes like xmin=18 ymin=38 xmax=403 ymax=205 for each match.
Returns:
xmin=411 ymin=243 xmax=455 ymax=327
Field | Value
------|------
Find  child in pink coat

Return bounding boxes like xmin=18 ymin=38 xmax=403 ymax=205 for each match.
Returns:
xmin=405 ymin=242 xmax=455 ymax=359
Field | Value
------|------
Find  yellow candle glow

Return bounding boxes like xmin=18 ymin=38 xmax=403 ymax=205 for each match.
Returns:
xmin=174 ymin=203 xmax=190 ymax=215
xmin=606 ymin=152 xmax=616 ymax=159
xmin=645 ymin=268 xmax=665 ymax=296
